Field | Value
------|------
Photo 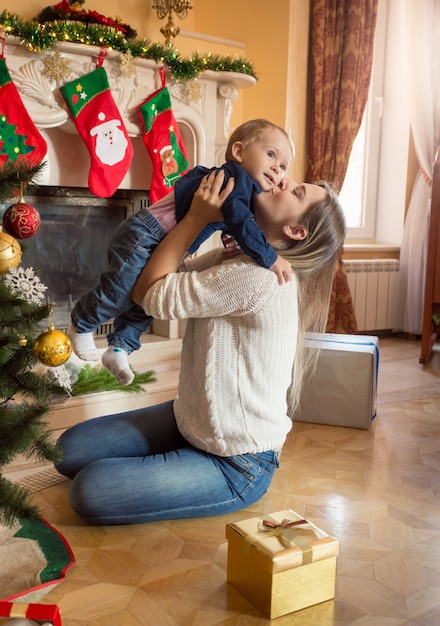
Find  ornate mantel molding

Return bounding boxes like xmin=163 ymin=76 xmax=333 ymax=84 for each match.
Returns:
xmin=4 ymin=36 xmax=256 ymax=186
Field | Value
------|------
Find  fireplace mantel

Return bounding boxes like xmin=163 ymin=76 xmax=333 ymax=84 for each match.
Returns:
xmin=4 ymin=36 xmax=256 ymax=188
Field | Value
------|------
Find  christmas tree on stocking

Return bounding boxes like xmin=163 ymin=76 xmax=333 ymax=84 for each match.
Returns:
xmin=0 ymin=57 xmax=47 ymax=167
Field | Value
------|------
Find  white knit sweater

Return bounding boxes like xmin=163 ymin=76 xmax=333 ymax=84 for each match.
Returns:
xmin=143 ymin=250 xmax=298 ymax=456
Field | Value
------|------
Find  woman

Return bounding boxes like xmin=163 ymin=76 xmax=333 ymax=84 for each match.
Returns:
xmin=55 ymin=170 xmax=345 ymax=525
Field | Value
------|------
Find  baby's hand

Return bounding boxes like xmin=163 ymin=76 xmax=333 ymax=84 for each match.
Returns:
xmin=270 ymin=255 xmax=292 ymax=285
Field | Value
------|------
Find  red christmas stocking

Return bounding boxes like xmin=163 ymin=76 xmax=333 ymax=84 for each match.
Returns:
xmin=60 ymin=63 xmax=133 ymax=198
xmin=0 ymin=57 xmax=47 ymax=166
xmin=137 ymin=84 xmax=189 ymax=203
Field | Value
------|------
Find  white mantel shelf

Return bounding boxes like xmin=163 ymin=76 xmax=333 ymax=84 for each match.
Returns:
xmin=4 ymin=36 xmax=256 ymax=186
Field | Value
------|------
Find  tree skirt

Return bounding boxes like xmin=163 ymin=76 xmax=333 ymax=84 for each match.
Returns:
xmin=0 ymin=517 xmax=74 ymax=602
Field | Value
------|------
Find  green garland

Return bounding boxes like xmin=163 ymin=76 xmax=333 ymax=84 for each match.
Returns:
xmin=0 ymin=10 xmax=257 ymax=82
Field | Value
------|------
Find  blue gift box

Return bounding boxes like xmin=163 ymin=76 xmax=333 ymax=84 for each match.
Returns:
xmin=295 ymin=333 xmax=379 ymax=429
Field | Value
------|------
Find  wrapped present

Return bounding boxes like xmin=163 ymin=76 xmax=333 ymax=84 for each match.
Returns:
xmin=0 ymin=602 xmax=61 ymax=625
xmin=226 ymin=509 xmax=339 ymax=619
xmin=296 ymin=332 xmax=379 ymax=429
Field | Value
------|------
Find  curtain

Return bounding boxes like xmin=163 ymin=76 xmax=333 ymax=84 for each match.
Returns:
xmin=397 ymin=0 xmax=440 ymax=335
xmin=307 ymin=0 xmax=378 ymax=334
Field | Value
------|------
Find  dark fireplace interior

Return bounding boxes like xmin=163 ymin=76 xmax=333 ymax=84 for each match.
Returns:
xmin=1 ymin=186 xmax=149 ymax=332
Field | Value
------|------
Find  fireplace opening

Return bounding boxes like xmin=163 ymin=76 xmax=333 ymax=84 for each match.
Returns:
xmin=1 ymin=186 xmax=149 ymax=334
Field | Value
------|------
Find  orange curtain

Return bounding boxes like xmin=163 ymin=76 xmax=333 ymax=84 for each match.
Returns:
xmin=307 ymin=0 xmax=378 ymax=334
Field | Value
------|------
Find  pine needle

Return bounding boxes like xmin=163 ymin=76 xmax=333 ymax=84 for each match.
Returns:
xmin=0 ymin=476 xmax=39 ymax=527
xmin=0 ymin=160 xmax=46 ymax=202
xmin=71 ymin=364 xmax=156 ymax=396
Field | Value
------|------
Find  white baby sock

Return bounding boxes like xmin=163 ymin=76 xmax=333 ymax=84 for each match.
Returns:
xmin=102 ymin=347 xmax=135 ymax=386
xmin=68 ymin=324 xmax=99 ymax=361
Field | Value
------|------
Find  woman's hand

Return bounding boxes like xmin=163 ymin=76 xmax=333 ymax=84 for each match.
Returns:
xmin=221 ymin=233 xmax=242 ymax=261
xmin=186 ymin=169 xmax=235 ymax=229
xmin=132 ymin=169 xmax=234 ymax=305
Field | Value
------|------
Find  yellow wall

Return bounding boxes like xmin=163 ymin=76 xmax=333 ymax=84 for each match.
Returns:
xmin=187 ymin=0 xmax=310 ymax=180
xmin=3 ymin=0 xmax=310 ymax=179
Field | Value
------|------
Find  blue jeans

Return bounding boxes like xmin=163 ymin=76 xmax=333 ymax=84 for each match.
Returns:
xmin=55 ymin=400 xmax=280 ymax=525
xmin=71 ymin=208 xmax=167 ymax=354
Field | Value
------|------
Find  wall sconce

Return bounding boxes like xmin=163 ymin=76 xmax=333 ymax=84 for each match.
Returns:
xmin=152 ymin=0 xmax=193 ymax=47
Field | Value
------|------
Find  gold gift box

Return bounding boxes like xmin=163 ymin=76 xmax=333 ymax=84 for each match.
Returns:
xmin=226 ymin=509 xmax=339 ymax=619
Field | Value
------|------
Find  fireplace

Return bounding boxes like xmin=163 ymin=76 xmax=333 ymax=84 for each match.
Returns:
xmin=1 ymin=186 xmax=148 ymax=333
xmin=3 ymin=36 xmax=255 ymax=339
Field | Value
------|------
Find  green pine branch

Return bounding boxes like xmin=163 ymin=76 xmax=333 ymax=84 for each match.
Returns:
xmin=0 ymin=172 xmax=61 ymax=524
xmin=0 ymin=160 xmax=46 ymax=202
xmin=0 ymin=475 xmax=40 ymax=527
xmin=71 ymin=363 xmax=156 ymax=395
xmin=0 ymin=400 xmax=53 ymax=464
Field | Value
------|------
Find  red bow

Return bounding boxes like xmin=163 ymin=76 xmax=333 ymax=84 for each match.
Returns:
xmin=261 ymin=518 xmax=308 ymax=530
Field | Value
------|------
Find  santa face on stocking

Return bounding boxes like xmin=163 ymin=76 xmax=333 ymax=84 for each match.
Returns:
xmin=90 ymin=113 xmax=129 ymax=166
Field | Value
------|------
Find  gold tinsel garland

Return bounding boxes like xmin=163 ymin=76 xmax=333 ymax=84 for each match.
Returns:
xmin=0 ymin=10 xmax=257 ymax=82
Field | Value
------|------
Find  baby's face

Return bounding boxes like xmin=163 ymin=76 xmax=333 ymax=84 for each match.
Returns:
xmin=239 ymin=127 xmax=292 ymax=191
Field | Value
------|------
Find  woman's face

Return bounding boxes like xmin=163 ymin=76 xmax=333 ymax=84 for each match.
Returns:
xmin=253 ymin=180 xmax=327 ymax=232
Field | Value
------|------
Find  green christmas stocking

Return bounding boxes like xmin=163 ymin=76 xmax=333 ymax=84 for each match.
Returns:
xmin=60 ymin=66 xmax=134 ymax=198
xmin=0 ymin=57 xmax=47 ymax=166
xmin=137 ymin=86 xmax=189 ymax=203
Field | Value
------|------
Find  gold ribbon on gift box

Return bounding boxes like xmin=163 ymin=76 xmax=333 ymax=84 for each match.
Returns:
xmin=244 ymin=515 xmax=319 ymax=565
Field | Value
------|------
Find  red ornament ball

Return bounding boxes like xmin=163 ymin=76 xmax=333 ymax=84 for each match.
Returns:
xmin=3 ymin=200 xmax=41 ymax=239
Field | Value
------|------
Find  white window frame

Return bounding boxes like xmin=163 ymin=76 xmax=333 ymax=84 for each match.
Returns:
xmin=343 ymin=0 xmax=388 ymax=241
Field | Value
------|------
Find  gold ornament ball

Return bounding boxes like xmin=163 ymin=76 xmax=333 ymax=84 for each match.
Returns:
xmin=0 ymin=231 xmax=22 ymax=274
xmin=33 ymin=326 xmax=72 ymax=367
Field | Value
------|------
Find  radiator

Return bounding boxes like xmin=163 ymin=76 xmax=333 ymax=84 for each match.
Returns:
xmin=344 ymin=259 xmax=400 ymax=331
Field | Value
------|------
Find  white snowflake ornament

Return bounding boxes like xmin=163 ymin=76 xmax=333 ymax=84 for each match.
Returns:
xmin=46 ymin=363 xmax=73 ymax=394
xmin=3 ymin=266 xmax=48 ymax=304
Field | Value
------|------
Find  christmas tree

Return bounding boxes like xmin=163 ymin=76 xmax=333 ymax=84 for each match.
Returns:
xmin=0 ymin=160 xmax=68 ymax=527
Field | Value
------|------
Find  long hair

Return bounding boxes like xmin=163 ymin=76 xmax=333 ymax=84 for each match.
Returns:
xmin=277 ymin=182 xmax=346 ymax=414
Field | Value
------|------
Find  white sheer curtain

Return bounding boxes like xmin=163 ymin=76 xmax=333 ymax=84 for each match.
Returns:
xmin=397 ymin=0 xmax=436 ymax=334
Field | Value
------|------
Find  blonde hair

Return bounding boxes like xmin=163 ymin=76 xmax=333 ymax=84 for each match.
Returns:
xmin=277 ymin=182 xmax=346 ymax=414
xmin=225 ymin=118 xmax=294 ymax=162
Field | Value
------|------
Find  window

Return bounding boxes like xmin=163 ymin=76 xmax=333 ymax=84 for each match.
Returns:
xmin=339 ymin=113 xmax=366 ymax=229
xmin=339 ymin=0 xmax=387 ymax=241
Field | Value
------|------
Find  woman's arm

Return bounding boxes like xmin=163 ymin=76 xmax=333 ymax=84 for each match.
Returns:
xmin=132 ymin=170 xmax=234 ymax=305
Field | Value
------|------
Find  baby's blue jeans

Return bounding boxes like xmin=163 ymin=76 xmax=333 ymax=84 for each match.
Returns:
xmin=71 ymin=208 xmax=167 ymax=353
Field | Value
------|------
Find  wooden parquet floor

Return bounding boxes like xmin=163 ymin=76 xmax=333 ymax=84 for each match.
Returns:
xmin=11 ymin=336 xmax=440 ymax=624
